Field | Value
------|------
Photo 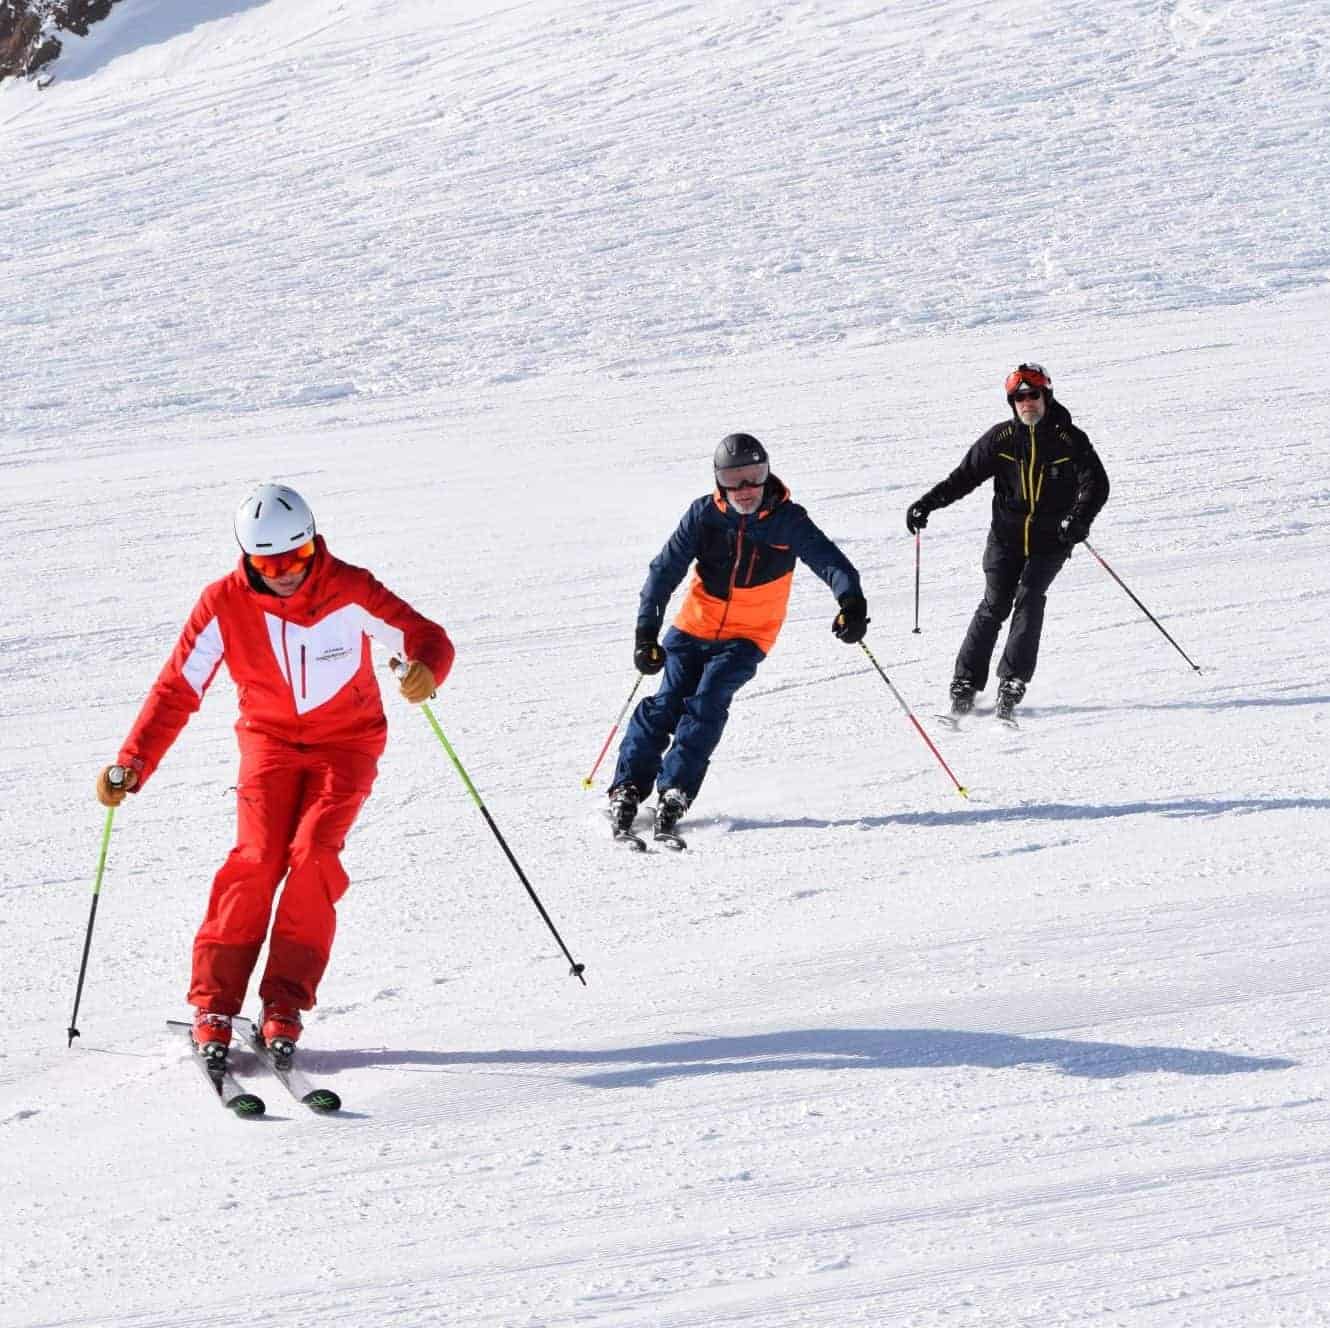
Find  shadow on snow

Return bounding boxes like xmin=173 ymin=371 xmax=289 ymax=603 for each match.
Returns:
xmin=320 ymin=1027 xmax=1295 ymax=1090
xmin=1035 ymin=693 xmax=1330 ymax=717
xmin=720 ymin=795 xmax=1330 ymax=833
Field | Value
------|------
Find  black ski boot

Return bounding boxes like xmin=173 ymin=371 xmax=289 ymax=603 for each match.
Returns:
xmin=653 ymin=788 xmax=690 ymax=849
xmin=949 ymin=677 xmax=976 ymax=716
xmin=608 ymin=784 xmax=640 ymax=834
xmin=995 ymin=677 xmax=1025 ymax=723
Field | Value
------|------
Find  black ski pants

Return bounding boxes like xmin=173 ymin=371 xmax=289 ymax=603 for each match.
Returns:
xmin=954 ymin=529 xmax=1070 ymax=690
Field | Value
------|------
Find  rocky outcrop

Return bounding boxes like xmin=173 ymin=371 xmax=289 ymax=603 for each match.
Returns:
xmin=1 ymin=0 xmax=119 ymax=82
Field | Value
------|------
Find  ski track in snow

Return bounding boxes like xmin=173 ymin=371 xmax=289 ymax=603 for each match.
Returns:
xmin=2 ymin=2 xmax=1330 ymax=1326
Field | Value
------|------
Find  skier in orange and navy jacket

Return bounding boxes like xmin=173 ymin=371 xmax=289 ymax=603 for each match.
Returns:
xmin=94 ymin=483 xmax=453 ymax=1057
xmin=608 ymin=434 xmax=867 ymax=840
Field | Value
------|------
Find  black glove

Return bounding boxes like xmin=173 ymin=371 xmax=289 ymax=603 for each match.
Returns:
xmin=1058 ymin=514 xmax=1090 ymax=547
xmin=832 ymin=594 xmax=869 ymax=644
xmin=905 ymin=498 xmax=933 ymax=535
xmin=634 ymin=627 xmax=666 ymax=675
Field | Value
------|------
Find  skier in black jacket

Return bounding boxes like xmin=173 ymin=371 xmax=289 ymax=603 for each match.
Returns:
xmin=905 ymin=363 xmax=1109 ymax=721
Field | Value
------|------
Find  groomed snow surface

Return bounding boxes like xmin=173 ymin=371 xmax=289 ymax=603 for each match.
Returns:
xmin=3 ymin=2 xmax=1329 ymax=1325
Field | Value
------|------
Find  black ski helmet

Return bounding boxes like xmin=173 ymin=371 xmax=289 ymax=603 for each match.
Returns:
xmin=714 ymin=432 xmax=769 ymax=473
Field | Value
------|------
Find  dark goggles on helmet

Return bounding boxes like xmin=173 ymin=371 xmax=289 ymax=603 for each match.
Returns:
xmin=716 ymin=462 xmax=769 ymax=491
xmin=248 ymin=540 xmax=316 ymax=578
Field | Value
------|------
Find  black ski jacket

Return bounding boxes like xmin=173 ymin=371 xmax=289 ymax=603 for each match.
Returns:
xmin=920 ymin=397 xmax=1109 ymax=555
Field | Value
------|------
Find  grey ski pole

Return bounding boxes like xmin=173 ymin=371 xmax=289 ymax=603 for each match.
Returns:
xmin=1084 ymin=541 xmax=1202 ymax=672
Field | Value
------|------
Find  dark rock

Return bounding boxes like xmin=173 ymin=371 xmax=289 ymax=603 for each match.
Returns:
xmin=1 ymin=0 xmax=121 ymax=83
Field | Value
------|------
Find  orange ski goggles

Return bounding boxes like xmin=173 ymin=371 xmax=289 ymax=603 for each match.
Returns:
xmin=248 ymin=540 xmax=316 ymax=578
xmin=1004 ymin=363 xmax=1050 ymax=395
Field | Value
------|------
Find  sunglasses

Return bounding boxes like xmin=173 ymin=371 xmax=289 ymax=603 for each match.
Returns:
xmin=249 ymin=539 xmax=316 ymax=578
xmin=1011 ymin=388 xmax=1044 ymax=402
xmin=717 ymin=462 xmax=769 ymax=491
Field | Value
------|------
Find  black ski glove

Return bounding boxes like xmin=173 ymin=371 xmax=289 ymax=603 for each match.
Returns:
xmin=832 ymin=594 xmax=869 ymax=644
xmin=906 ymin=498 xmax=933 ymax=535
xmin=634 ymin=627 xmax=666 ymax=675
xmin=1058 ymin=514 xmax=1090 ymax=547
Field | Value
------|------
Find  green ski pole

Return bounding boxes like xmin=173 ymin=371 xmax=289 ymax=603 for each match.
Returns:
xmin=389 ymin=660 xmax=587 ymax=985
xmin=68 ymin=766 xmax=125 ymax=1046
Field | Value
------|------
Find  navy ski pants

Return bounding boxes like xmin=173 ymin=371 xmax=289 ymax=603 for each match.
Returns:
xmin=611 ymin=628 xmax=765 ymax=804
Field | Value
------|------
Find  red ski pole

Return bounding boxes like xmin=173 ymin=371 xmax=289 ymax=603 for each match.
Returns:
xmin=582 ymin=673 xmax=644 ymax=789
xmin=859 ymin=642 xmax=969 ymax=798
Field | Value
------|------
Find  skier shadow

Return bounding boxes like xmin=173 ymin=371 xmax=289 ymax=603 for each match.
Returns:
xmin=323 ymin=1028 xmax=1294 ymax=1090
xmin=1035 ymin=693 xmax=1330 ymax=718
xmin=720 ymin=794 xmax=1330 ymax=833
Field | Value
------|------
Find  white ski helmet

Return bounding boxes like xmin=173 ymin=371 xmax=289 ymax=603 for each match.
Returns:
xmin=234 ymin=483 xmax=316 ymax=555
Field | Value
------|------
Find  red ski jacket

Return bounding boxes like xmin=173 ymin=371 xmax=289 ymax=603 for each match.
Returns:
xmin=118 ymin=538 xmax=454 ymax=788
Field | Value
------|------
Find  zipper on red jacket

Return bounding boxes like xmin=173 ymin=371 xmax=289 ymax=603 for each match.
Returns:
xmin=279 ymin=621 xmax=300 ymax=708
xmin=300 ymin=643 xmax=307 ymax=700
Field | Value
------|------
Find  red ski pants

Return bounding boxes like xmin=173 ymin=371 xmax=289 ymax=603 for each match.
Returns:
xmin=189 ymin=736 xmax=379 ymax=1015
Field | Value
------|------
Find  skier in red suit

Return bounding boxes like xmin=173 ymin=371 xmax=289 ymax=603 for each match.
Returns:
xmin=95 ymin=483 xmax=454 ymax=1060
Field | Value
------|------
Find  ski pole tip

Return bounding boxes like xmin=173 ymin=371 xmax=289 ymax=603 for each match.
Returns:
xmin=569 ymin=962 xmax=587 ymax=984
xmin=580 ymin=777 xmax=593 ymax=790
xmin=957 ymin=786 xmax=969 ymax=800
xmin=66 ymin=1027 xmax=80 ymax=1047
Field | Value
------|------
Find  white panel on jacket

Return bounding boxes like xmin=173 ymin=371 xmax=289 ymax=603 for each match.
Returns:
xmin=263 ymin=605 xmax=370 ymax=714
xmin=181 ymin=617 xmax=225 ymax=698
xmin=359 ymin=608 xmax=407 ymax=661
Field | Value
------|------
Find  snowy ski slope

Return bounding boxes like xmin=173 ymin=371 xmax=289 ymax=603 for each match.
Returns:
xmin=2 ymin=2 xmax=1329 ymax=1325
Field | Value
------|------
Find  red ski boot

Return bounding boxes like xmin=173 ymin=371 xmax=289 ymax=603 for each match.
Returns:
xmin=260 ymin=1006 xmax=303 ymax=1062
xmin=191 ymin=1010 xmax=233 ymax=1063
